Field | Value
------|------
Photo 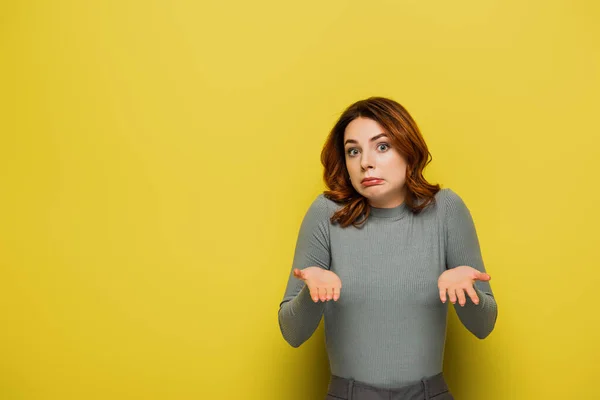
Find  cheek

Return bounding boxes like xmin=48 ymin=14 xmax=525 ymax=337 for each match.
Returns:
xmin=383 ymin=155 xmax=407 ymax=179
xmin=345 ymin=161 xmax=363 ymax=188
xmin=345 ymin=159 xmax=358 ymax=178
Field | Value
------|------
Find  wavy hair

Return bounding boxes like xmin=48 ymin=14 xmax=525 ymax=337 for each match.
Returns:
xmin=321 ymin=97 xmax=441 ymax=228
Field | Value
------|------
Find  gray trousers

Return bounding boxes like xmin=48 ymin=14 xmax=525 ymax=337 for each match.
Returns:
xmin=325 ymin=372 xmax=454 ymax=400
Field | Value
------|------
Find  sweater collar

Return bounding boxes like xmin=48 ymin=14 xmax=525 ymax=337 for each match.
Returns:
xmin=369 ymin=201 xmax=409 ymax=219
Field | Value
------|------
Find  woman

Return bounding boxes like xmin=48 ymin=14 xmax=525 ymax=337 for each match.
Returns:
xmin=278 ymin=97 xmax=498 ymax=400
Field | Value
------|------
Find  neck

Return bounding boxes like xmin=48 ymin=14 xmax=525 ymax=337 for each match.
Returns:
xmin=368 ymin=188 xmax=407 ymax=208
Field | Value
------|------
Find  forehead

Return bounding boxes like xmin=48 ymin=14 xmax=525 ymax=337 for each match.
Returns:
xmin=344 ymin=117 xmax=385 ymax=141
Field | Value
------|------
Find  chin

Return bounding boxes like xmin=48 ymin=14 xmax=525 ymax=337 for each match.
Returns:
xmin=360 ymin=191 xmax=385 ymax=202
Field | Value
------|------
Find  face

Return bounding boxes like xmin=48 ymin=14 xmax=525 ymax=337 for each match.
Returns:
xmin=343 ymin=117 xmax=408 ymax=208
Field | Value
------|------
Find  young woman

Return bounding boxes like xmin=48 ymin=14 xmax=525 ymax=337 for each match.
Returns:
xmin=277 ymin=97 xmax=498 ymax=400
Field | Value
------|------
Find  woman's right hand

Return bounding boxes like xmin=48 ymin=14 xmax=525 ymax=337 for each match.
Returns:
xmin=293 ymin=267 xmax=342 ymax=303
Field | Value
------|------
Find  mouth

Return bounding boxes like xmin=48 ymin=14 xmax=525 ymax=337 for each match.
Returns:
xmin=361 ymin=177 xmax=384 ymax=186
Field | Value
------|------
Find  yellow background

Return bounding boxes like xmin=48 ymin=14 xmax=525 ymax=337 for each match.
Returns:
xmin=1 ymin=1 xmax=599 ymax=399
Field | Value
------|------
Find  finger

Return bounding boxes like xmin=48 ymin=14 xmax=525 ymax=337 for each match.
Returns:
xmin=332 ymin=286 xmax=340 ymax=301
xmin=456 ymin=288 xmax=467 ymax=307
xmin=318 ymin=287 xmax=327 ymax=302
xmin=465 ymin=286 xmax=479 ymax=305
xmin=448 ymin=288 xmax=457 ymax=304
xmin=326 ymin=288 xmax=333 ymax=301
xmin=476 ymin=272 xmax=491 ymax=281
xmin=439 ymin=288 xmax=447 ymax=303
xmin=309 ymin=286 xmax=319 ymax=303
xmin=322 ymin=287 xmax=330 ymax=302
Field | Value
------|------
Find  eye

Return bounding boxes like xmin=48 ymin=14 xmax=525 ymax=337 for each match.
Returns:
xmin=377 ymin=143 xmax=390 ymax=152
xmin=346 ymin=148 xmax=359 ymax=157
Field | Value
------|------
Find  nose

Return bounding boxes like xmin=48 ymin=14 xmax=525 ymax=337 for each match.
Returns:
xmin=360 ymin=151 xmax=374 ymax=171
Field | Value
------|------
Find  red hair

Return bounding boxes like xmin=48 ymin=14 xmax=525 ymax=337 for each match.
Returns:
xmin=321 ymin=97 xmax=441 ymax=228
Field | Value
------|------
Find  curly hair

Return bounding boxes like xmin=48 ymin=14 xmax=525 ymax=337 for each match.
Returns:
xmin=321 ymin=97 xmax=441 ymax=228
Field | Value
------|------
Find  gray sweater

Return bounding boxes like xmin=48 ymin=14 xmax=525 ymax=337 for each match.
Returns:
xmin=277 ymin=188 xmax=498 ymax=388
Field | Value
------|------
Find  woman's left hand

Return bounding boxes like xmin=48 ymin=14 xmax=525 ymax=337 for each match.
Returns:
xmin=438 ymin=266 xmax=491 ymax=306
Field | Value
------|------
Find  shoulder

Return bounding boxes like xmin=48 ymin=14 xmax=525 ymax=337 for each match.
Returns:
xmin=296 ymin=194 xmax=337 ymax=242
xmin=434 ymin=187 xmax=466 ymax=208
xmin=435 ymin=188 xmax=476 ymax=230
xmin=433 ymin=187 xmax=471 ymax=220
xmin=310 ymin=193 xmax=343 ymax=212
xmin=302 ymin=193 xmax=337 ymax=225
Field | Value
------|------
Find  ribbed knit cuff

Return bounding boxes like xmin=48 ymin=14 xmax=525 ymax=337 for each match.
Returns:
xmin=278 ymin=285 xmax=326 ymax=347
xmin=453 ymin=287 xmax=498 ymax=339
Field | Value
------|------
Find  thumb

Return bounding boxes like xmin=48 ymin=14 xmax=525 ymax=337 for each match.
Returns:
xmin=476 ymin=272 xmax=491 ymax=281
xmin=293 ymin=269 xmax=305 ymax=280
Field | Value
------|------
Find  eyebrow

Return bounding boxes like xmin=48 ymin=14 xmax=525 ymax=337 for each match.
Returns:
xmin=344 ymin=133 xmax=388 ymax=146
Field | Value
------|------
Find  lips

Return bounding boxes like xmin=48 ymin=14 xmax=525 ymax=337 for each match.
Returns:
xmin=361 ymin=177 xmax=384 ymax=186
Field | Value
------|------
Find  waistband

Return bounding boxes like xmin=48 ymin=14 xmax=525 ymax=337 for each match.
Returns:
xmin=327 ymin=372 xmax=451 ymax=400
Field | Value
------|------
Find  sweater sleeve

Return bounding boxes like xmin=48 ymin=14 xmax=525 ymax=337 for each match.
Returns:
xmin=444 ymin=189 xmax=498 ymax=339
xmin=278 ymin=195 xmax=331 ymax=348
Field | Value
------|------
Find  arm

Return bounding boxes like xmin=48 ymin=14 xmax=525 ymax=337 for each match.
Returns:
xmin=444 ymin=189 xmax=498 ymax=339
xmin=278 ymin=195 xmax=331 ymax=348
